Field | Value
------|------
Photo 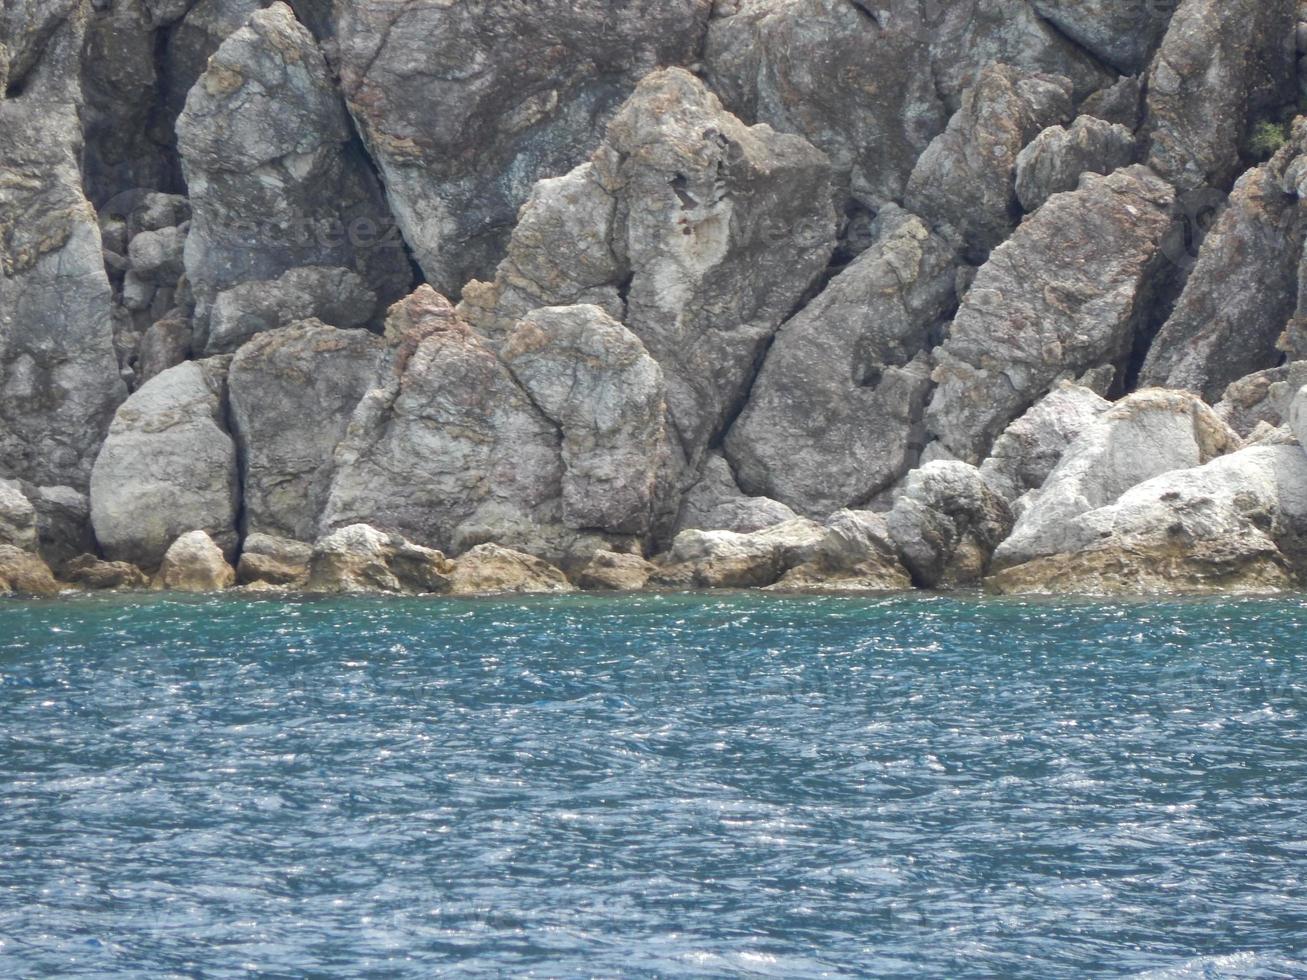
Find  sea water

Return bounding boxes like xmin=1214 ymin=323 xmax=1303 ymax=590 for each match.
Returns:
xmin=1 ymin=592 xmax=1305 ymax=977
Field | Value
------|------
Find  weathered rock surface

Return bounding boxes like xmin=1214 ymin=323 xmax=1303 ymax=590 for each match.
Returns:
xmin=989 ymin=446 xmax=1307 ymax=595
xmin=465 ymin=68 xmax=837 ymax=472
xmin=229 ymin=321 xmax=385 ymax=542
xmin=307 ymin=524 xmax=454 ymax=595
xmin=1216 ymin=363 xmax=1307 ymax=437
xmin=0 ymin=545 xmax=59 ymax=597
xmin=1145 ymin=0 xmax=1296 ymax=192
xmin=1 ymin=12 xmax=125 ymax=491
xmin=154 ymin=530 xmax=236 ymax=592
xmin=1029 ymin=0 xmax=1175 ymax=75
xmin=236 ymin=532 xmax=312 ymax=587
xmin=726 ymin=206 xmax=957 ymax=515
xmin=994 ymin=390 xmax=1241 ymax=569
xmin=1015 ymin=116 xmax=1138 ymax=213
xmin=500 ymin=306 xmax=667 ymax=536
xmin=331 ymin=0 xmax=711 ymax=293
xmin=62 ymin=554 xmax=149 ymax=591
xmin=576 ymin=551 xmax=657 ymax=592
xmin=905 ymin=64 xmax=1073 ymax=261
xmin=673 ymin=453 xmax=799 ymax=534
xmin=887 ymin=462 xmax=1014 ymax=589
xmin=979 ymin=382 xmax=1112 ymax=505
xmin=205 ymin=266 xmax=377 ymax=355
xmin=0 ymin=479 xmax=37 ymax=552
xmin=23 ymin=484 xmax=93 ymax=571
xmin=449 ymin=544 xmax=575 ymax=596
xmin=1141 ymin=124 xmax=1307 ymax=400
xmin=90 ymin=359 xmax=239 ymax=568
xmin=926 ymin=166 xmax=1175 ymax=463
xmin=772 ymin=510 xmax=912 ymax=592
xmin=177 ymin=3 xmax=409 ymax=337
xmin=651 ymin=518 xmax=825 ymax=590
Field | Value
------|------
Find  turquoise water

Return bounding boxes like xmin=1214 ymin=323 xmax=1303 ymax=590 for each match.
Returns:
xmin=2 ymin=592 xmax=1306 ymax=978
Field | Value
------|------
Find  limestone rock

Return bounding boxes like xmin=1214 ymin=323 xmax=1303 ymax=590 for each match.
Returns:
xmin=236 ymin=533 xmax=312 ymax=587
xmin=500 ymin=306 xmax=667 ymax=536
xmin=307 ymin=524 xmax=454 ymax=595
xmin=1216 ymin=363 xmax=1307 ymax=437
xmin=0 ymin=479 xmax=37 ymax=552
xmin=0 ymin=12 xmax=126 ymax=490
xmin=0 ymin=545 xmax=59 ymax=597
xmin=725 ymin=206 xmax=957 ymax=515
xmin=229 ymin=321 xmax=386 ymax=542
xmin=887 ymin=462 xmax=1014 ymax=589
xmin=90 ymin=360 xmax=239 ymax=568
xmin=905 ymin=64 xmax=1073 ymax=262
xmin=154 ymin=530 xmax=236 ymax=592
xmin=62 ymin=554 xmax=149 ymax=591
xmin=177 ymin=3 xmax=409 ymax=336
xmin=449 ymin=544 xmax=574 ymax=596
xmin=926 ymin=166 xmax=1175 ymax=463
xmin=994 ymin=389 xmax=1242 ymax=569
xmin=1015 ymin=116 xmax=1138 ymax=213
xmin=988 ymin=446 xmax=1307 ymax=595
xmin=979 ymin=382 xmax=1112 ymax=504
xmin=703 ymin=0 xmax=947 ymax=209
xmin=331 ymin=0 xmax=711 ymax=293
xmin=651 ymin=518 xmax=825 ymax=589
xmin=205 ymin=266 xmax=377 ymax=355
xmin=576 ymin=551 xmax=657 ymax=592
xmin=772 ymin=510 xmax=912 ymax=592
xmin=1141 ymin=126 xmax=1307 ymax=400
xmin=1145 ymin=0 xmax=1296 ymax=192
xmin=674 ymin=453 xmax=799 ymax=534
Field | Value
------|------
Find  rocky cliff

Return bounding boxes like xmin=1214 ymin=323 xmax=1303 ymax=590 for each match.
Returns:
xmin=4 ymin=0 xmax=1307 ymax=597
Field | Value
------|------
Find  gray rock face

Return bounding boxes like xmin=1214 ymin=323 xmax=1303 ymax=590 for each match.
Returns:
xmin=1029 ymin=0 xmax=1175 ymax=74
xmin=321 ymin=288 xmax=564 ymax=557
xmin=0 ymin=479 xmax=37 ymax=552
xmin=1145 ymin=0 xmax=1296 ymax=192
xmin=154 ymin=529 xmax=235 ymax=592
xmin=989 ymin=446 xmax=1307 ymax=595
xmin=905 ymin=64 xmax=1073 ymax=262
xmin=887 ymin=461 xmax=1015 ymax=589
xmin=90 ymin=359 xmax=239 ymax=568
xmin=979 ymin=381 xmax=1112 ymax=504
xmin=704 ymin=0 xmax=947 ymax=210
xmin=0 ymin=12 xmax=126 ymax=491
xmin=331 ymin=0 xmax=711 ymax=293
xmin=1218 ymin=363 xmax=1307 ymax=437
xmin=1015 ymin=116 xmax=1138 ymax=213
xmin=926 ymin=166 xmax=1175 ymax=463
xmin=725 ymin=206 xmax=957 ymax=516
xmin=228 ymin=321 xmax=386 ymax=543
xmin=500 ymin=306 xmax=667 ymax=536
xmin=673 ymin=452 xmax=799 ymax=534
xmin=177 ymin=3 xmax=409 ymax=337
xmin=467 ymin=68 xmax=836 ymax=474
xmin=205 ymin=266 xmax=377 ymax=355
xmin=23 ymin=483 xmax=94 ymax=571
xmin=994 ymin=389 xmax=1242 ymax=569
xmin=1141 ymin=127 xmax=1307 ymax=400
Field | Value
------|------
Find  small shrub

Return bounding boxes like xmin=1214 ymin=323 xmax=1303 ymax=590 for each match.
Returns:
xmin=1248 ymin=119 xmax=1289 ymax=159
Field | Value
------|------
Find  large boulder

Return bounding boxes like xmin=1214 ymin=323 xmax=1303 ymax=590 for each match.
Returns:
xmin=331 ymin=0 xmax=711 ymax=293
xmin=1014 ymin=116 xmax=1138 ymax=214
xmin=228 ymin=321 xmax=386 ymax=542
xmin=994 ymin=389 xmax=1242 ymax=569
xmin=463 ymin=68 xmax=837 ymax=474
xmin=62 ymin=554 xmax=149 ymax=591
xmin=673 ymin=453 xmax=800 ymax=535
xmin=0 ymin=545 xmax=59 ymax=597
xmin=988 ymin=446 xmax=1307 ymax=595
xmin=90 ymin=360 xmax=239 ymax=568
xmin=904 ymin=64 xmax=1073 ymax=262
xmin=650 ymin=518 xmax=826 ymax=589
xmin=887 ymin=462 xmax=1014 ymax=589
xmin=448 ymin=544 xmax=575 ymax=596
xmin=979 ymin=381 xmax=1112 ymax=505
xmin=1140 ymin=123 xmax=1307 ymax=400
xmin=499 ymin=306 xmax=667 ymax=536
xmin=1144 ymin=0 xmax=1296 ymax=192
xmin=177 ymin=3 xmax=409 ymax=339
xmin=576 ymin=551 xmax=657 ymax=592
xmin=154 ymin=530 xmax=236 ymax=592
xmin=0 ymin=11 xmax=126 ymax=491
xmin=772 ymin=510 xmax=912 ymax=592
xmin=925 ymin=166 xmax=1175 ymax=463
xmin=0 ymin=479 xmax=37 ymax=552
xmin=307 ymin=524 xmax=454 ymax=595
xmin=725 ymin=205 xmax=957 ymax=516
xmin=236 ymin=533 xmax=312 ymax=587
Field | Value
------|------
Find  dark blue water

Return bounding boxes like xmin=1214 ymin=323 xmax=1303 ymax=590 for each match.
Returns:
xmin=2 ymin=593 xmax=1306 ymax=978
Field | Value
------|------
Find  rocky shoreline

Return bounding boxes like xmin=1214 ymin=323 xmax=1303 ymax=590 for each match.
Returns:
xmin=5 ymin=1 xmax=1307 ymax=600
